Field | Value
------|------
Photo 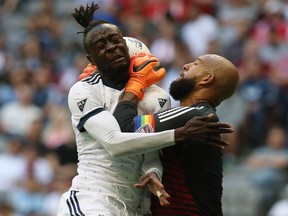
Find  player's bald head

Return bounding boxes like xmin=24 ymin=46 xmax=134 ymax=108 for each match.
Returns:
xmin=197 ymin=54 xmax=239 ymax=106
xmin=170 ymin=54 xmax=239 ymax=106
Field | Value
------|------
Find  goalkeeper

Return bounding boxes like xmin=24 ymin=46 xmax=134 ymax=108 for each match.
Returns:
xmin=114 ymin=54 xmax=240 ymax=215
xmin=57 ymin=3 xmax=234 ymax=216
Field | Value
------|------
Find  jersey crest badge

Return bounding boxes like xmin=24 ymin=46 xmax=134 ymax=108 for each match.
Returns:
xmin=158 ymin=98 xmax=167 ymax=108
xmin=77 ymin=98 xmax=87 ymax=112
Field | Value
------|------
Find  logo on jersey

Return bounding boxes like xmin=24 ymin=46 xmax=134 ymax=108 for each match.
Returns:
xmin=77 ymin=99 xmax=87 ymax=112
xmin=135 ymin=123 xmax=155 ymax=133
xmin=158 ymin=98 xmax=167 ymax=108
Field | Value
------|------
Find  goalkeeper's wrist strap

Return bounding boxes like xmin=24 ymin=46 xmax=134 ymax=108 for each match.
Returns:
xmin=125 ymin=82 xmax=145 ymax=100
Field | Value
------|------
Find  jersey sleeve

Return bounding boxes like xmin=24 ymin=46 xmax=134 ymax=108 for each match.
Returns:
xmin=113 ymin=101 xmax=137 ymax=132
xmin=151 ymin=106 xmax=210 ymax=132
xmin=68 ymin=81 xmax=104 ymax=132
xmin=115 ymin=102 xmax=214 ymax=133
xmin=69 ymin=82 xmax=175 ymax=157
xmin=85 ymin=111 xmax=175 ymax=156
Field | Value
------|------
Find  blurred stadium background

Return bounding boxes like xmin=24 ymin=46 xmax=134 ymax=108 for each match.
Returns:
xmin=0 ymin=0 xmax=288 ymax=215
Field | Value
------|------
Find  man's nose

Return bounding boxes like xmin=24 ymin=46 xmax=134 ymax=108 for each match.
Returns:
xmin=106 ymin=42 xmax=117 ymax=52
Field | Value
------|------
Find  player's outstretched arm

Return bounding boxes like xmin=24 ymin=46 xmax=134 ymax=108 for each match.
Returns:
xmin=173 ymin=115 xmax=232 ymax=148
xmin=114 ymin=100 xmax=233 ymax=149
xmin=83 ymin=110 xmax=176 ymax=157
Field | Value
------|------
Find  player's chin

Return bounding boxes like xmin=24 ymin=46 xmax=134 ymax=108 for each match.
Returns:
xmin=112 ymin=61 xmax=130 ymax=72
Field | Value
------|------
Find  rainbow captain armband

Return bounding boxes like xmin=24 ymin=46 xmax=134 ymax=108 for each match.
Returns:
xmin=134 ymin=114 xmax=156 ymax=133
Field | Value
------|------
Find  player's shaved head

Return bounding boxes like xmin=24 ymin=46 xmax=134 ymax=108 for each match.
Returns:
xmin=170 ymin=54 xmax=239 ymax=107
xmin=200 ymin=54 xmax=239 ymax=105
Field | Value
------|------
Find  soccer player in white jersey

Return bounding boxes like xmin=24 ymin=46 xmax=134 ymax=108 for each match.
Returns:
xmin=57 ymin=3 xmax=234 ymax=216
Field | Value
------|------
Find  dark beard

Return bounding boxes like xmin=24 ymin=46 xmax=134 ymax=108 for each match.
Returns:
xmin=169 ymin=77 xmax=196 ymax=101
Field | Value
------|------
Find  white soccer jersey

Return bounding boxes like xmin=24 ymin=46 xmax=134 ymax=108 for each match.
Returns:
xmin=65 ymin=73 xmax=172 ymax=214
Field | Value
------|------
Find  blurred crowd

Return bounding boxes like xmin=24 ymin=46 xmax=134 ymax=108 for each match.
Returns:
xmin=0 ymin=0 xmax=288 ymax=215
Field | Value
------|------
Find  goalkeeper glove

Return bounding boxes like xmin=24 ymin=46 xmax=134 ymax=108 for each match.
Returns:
xmin=79 ymin=63 xmax=96 ymax=80
xmin=125 ymin=53 xmax=166 ymax=100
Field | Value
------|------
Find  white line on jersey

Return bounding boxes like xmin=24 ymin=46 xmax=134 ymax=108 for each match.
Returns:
xmin=158 ymin=106 xmax=204 ymax=122
xmin=82 ymin=73 xmax=101 ymax=85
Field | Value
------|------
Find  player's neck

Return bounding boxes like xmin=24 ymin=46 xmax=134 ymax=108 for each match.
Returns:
xmin=101 ymin=71 xmax=129 ymax=85
xmin=180 ymin=96 xmax=209 ymax=106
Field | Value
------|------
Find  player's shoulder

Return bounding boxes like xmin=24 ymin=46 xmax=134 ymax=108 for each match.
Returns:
xmin=69 ymin=74 xmax=102 ymax=97
xmin=146 ymin=84 xmax=167 ymax=92
xmin=192 ymin=102 xmax=217 ymax=117
xmin=80 ymin=73 xmax=102 ymax=84
xmin=144 ymin=84 xmax=169 ymax=98
xmin=143 ymin=85 xmax=171 ymax=107
xmin=139 ymin=85 xmax=171 ymax=113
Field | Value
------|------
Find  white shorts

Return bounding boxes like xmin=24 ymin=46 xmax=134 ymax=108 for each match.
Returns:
xmin=57 ymin=190 xmax=138 ymax=216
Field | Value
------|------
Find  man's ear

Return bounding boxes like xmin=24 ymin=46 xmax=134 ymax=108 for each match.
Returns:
xmin=199 ymin=74 xmax=214 ymax=85
xmin=87 ymin=55 xmax=95 ymax=65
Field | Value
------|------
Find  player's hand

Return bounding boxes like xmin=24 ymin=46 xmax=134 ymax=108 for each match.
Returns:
xmin=129 ymin=53 xmax=165 ymax=86
xmin=134 ymin=172 xmax=170 ymax=206
xmin=174 ymin=114 xmax=234 ymax=149
xmin=79 ymin=63 xmax=96 ymax=80
xmin=125 ymin=53 xmax=166 ymax=100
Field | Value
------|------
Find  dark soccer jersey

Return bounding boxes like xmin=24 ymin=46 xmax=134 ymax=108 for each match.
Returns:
xmin=150 ymin=145 xmax=200 ymax=215
xmin=114 ymin=101 xmax=223 ymax=216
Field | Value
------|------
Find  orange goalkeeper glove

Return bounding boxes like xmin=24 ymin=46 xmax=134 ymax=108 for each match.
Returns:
xmin=125 ymin=53 xmax=166 ymax=100
xmin=79 ymin=63 xmax=97 ymax=80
